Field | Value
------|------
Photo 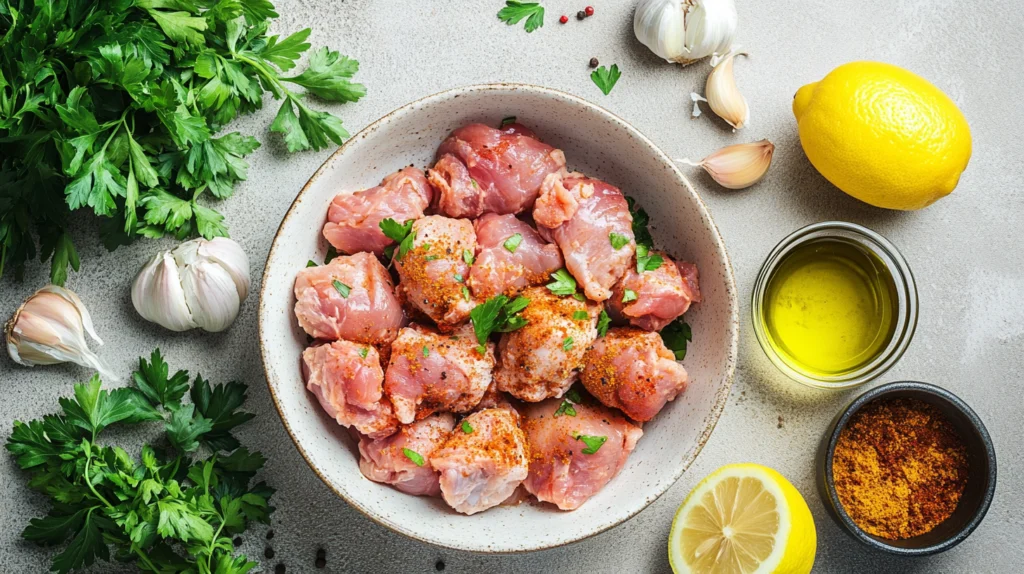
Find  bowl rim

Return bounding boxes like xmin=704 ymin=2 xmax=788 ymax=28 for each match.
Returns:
xmin=257 ymin=81 xmax=739 ymax=553
xmin=819 ymin=381 xmax=997 ymax=556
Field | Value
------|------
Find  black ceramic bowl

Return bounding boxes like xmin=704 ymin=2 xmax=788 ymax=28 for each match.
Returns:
xmin=816 ymin=381 xmax=996 ymax=556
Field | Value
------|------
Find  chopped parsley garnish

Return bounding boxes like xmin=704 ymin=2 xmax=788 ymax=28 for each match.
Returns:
xmin=591 ymin=64 xmax=621 ymax=96
xmin=573 ymin=433 xmax=608 ymax=454
xmin=422 ymin=346 xmax=430 ymax=358
xmin=471 ymin=179 xmax=480 ymax=189
xmin=597 ymin=309 xmax=612 ymax=337
xmin=500 ymin=116 xmax=518 ymax=127
xmin=359 ymin=347 xmax=369 ymax=359
xmin=421 ymin=242 xmax=432 ymax=251
xmin=379 ymin=218 xmax=416 ymax=260
xmin=462 ymin=286 xmax=471 ymax=301
xmin=626 ymin=196 xmax=654 ymax=248
xmin=476 ymin=345 xmax=487 ymax=355
xmin=546 ymin=268 xmax=577 ymax=296
xmin=463 ymin=249 xmax=475 ymax=265
xmin=461 ymin=420 xmax=474 ymax=433
xmin=554 ymin=389 xmax=581 ymax=417
xmin=470 ymin=295 xmax=531 ymax=345
xmin=503 ymin=233 xmax=523 ymax=253
xmin=573 ymin=293 xmax=586 ymax=302
xmin=332 ymin=280 xmax=351 ymax=298
xmin=622 ymin=289 xmax=638 ymax=303
xmin=402 ymin=448 xmax=425 ymax=467
xmin=572 ymin=310 xmax=589 ymax=321
xmin=661 ymin=319 xmax=693 ymax=361
xmin=609 ymin=232 xmax=630 ymax=250
xmin=424 ymin=255 xmax=440 ymax=261
xmin=325 ymin=245 xmax=342 ymax=264
xmin=306 ymin=260 xmax=318 ymax=267
xmin=562 ymin=337 xmax=574 ymax=351
xmin=636 ymin=244 xmax=664 ymax=273
xmin=454 ymin=273 xmax=464 ymax=282
xmin=497 ymin=1 xmax=545 ymax=33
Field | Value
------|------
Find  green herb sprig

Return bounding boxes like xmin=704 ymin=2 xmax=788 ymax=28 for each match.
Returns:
xmin=591 ymin=64 xmax=621 ymax=96
xmin=5 ymin=350 xmax=272 ymax=574
xmin=498 ymin=1 xmax=545 ymax=33
xmin=470 ymin=294 xmax=530 ymax=345
xmin=0 ymin=0 xmax=365 ymax=284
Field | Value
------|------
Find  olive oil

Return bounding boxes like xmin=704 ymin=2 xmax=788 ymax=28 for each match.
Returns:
xmin=761 ymin=239 xmax=898 ymax=378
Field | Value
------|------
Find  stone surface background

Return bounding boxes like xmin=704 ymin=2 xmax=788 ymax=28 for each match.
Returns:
xmin=2 ymin=0 xmax=1021 ymax=572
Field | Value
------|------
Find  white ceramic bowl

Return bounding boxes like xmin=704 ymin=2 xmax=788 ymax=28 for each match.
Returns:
xmin=258 ymin=84 xmax=738 ymax=553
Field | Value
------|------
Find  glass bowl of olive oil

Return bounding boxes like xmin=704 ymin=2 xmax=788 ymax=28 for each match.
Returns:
xmin=752 ymin=222 xmax=918 ymax=389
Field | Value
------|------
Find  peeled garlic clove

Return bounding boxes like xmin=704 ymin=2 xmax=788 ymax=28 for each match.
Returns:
xmin=678 ymin=140 xmax=774 ymax=189
xmin=132 ymin=252 xmax=197 ymax=332
xmin=179 ymin=259 xmax=241 ymax=333
xmin=634 ymin=0 xmax=738 ymax=65
xmin=6 ymin=285 xmax=119 ymax=381
xmin=132 ymin=237 xmax=249 ymax=332
xmin=706 ymin=50 xmax=749 ymax=129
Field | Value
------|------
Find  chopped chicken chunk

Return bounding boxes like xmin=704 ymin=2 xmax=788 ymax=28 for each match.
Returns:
xmin=358 ymin=413 xmax=455 ymax=496
xmin=608 ymin=252 xmax=701 ymax=331
xmin=303 ymin=340 xmax=398 ymax=439
xmin=469 ymin=213 xmax=564 ymax=300
xmin=395 ymin=215 xmax=478 ymax=327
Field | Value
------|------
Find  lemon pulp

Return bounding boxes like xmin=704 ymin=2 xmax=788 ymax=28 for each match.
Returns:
xmin=762 ymin=239 xmax=897 ymax=377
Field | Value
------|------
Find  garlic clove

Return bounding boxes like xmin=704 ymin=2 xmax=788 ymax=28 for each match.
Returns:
xmin=132 ymin=252 xmax=197 ymax=332
xmin=678 ymin=140 xmax=774 ymax=189
xmin=706 ymin=50 xmax=749 ymax=129
xmin=6 ymin=285 xmax=119 ymax=381
xmin=634 ymin=0 xmax=738 ymax=65
xmin=179 ymin=259 xmax=241 ymax=333
xmin=198 ymin=237 xmax=250 ymax=301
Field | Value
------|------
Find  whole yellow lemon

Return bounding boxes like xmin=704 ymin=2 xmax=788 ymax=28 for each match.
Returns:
xmin=792 ymin=62 xmax=971 ymax=210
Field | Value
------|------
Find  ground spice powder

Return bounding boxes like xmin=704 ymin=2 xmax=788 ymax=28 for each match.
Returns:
xmin=832 ymin=397 xmax=969 ymax=540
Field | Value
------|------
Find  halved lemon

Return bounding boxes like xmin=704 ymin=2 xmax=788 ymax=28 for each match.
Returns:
xmin=668 ymin=464 xmax=816 ymax=574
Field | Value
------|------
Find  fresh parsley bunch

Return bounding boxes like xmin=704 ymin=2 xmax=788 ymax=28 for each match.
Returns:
xmin=5 ymin=350 xmax=273 ymax=574
xmin=0 ymin=0 xmax=365 ymax=284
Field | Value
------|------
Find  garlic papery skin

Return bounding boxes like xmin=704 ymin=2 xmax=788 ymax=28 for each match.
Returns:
xmin=634 ymin=0 xmax=738 ymax=65
xmin=132 ymin=237 xmax=250 ymax=333
xmin=678 ymin=140 xmax=775 ymax=189
xmin=6 ymin=285 xmax=119 ymax=381
xmin=706 ymin=50 xmax=749 ymax=129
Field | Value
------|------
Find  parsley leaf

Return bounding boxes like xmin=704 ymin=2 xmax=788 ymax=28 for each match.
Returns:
xmin=661 ymin=319 xmax=693 ymax=361
xmin=609 ymin=232 xmax=630 ymax=250
xmin=626 ymin=196 xmax=654 ymax=248
xmin=636 ymin=244 xmax=664 ymax=273
xmin=546 ymin=268 xmax=578 ymax=296
xmin=463 ymin=249 xmax=475 ymax=265
xmin=306 ymin=260 xmax=318 ymax=267
xmin=402 ymin=448 xmax=425 ymax=467
xmin=500 ymin=116 xmax=517 ymax=127
xmin=554 ymin=389 xmax=581 ymax=417
xmin=591 ymin=64 xmax=622 ymax=96
xmin=597 ymin=309 xmax=612 ymax=337
xmin=422 ymin=346 xmax=430 ymax=358
xmin=470 ymin=295 xmax=531 ymax=344
xmin=133 ymin=349 xmax=191 ymax=410
xmin=359 ymin=347 xmax=369 ymax=359
xmin=572 ymin=310 xmax=589 ymax=321
xmin=498 ymin=1 xmax=545 ymax=33
xmin=379 ymin=218 xmax=415 ymax=260
xmin=562 ymin=337 xmax=575 ymax=351
xmin=573 ymin=433 xmax=608 ymax=454
xmin=332 ymin=280 xmax=351 ymax=298
xmin=504 ymin=233 xmax=523 ymax=253
xmin=622 ymin=289 xmax=638 ymax=303
xmin=461 ymin=420 xmax=474 ymax=433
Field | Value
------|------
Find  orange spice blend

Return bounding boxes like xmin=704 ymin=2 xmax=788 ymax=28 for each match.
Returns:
xmin=832 ymin=397 xmax=969 ymax=540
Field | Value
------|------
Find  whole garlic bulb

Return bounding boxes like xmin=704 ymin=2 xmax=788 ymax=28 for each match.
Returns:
xmin=634 ymin=0 xmax=738 ymax=65
xmin=132 ymin=237 xmax=250 ymax=332
xmin=6 ymin=285 xmax=119 ymax=381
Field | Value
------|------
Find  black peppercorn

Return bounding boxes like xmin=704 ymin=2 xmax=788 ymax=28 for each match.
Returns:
xmin=266 ymin=530 xmax=275 ymax=540
xmin=275 ymin=564 xmax=286 ymax=574
xmin=576 ymin=10 xmax=586 ymax=20
xmin=589 ymin=57 xmax=599 ymax=68
xmin=435 ymin=560 xmax=446 ymax=571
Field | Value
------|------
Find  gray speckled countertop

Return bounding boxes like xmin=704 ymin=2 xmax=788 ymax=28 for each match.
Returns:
xmin=2 ymin=1 xmax=1021 ymax=572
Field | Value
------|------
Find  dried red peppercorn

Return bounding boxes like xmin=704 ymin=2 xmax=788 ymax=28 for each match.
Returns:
xmin=585 ymin=6 xmax=595 ymax=16
xmin=559 ymin=14 xmax=568 ymax=24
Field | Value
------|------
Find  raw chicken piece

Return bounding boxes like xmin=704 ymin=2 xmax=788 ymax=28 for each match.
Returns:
xmin=469 ymin=213 xmax=564 ymax=299
xmin=521 ymin=395 xmax=642 ymax=510
xmin=294 ymin=252 xmax=405 ymax=344
xmin=607 ymin=252 xmax=702 ymax=331
xmin=322 ymin=167 xmax=433 ymax=256
xmin=395 ymin=216 xmax=477 ymax=327
xmin=580 ymin=327 xmax=689 ymax=422
xmin=430 ymin=408 xmax=530 ymax=515
xmin=358 ymin=413 xmax=455 ymax=496
xmin=428 ymin=123 xmax=566 ymax=218
xmin=474 ymin=380 xmax=518 ymax=413
xmin=384 ymin=324 xmax=495 ymax=424
xmin=494 ymin=286 xmax=601 ymax=402
xmin=533 ymin=175 xmax=635 ymax=301
xmin=303 ymin=341 xmax=398 ymax=439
